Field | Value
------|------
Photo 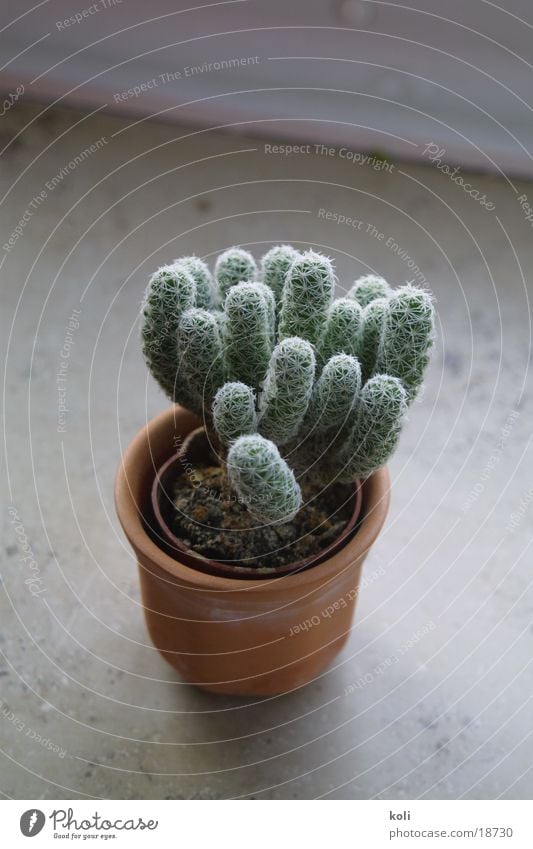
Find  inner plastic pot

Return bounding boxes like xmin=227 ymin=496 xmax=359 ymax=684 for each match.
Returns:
xmin=149 ymin=427 xmax=363 ymax=579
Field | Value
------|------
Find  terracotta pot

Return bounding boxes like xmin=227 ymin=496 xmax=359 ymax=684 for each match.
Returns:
xmin=115 ymin=405 xmax=391 ymax=696
xmin=150 ymin=426 xmax=364 ymax=580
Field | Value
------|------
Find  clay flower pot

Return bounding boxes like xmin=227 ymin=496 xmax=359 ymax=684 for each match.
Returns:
xmin=115 ymin=405 xmax=390 ymax=696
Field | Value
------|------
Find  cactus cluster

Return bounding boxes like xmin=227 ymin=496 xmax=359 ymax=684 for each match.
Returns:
xmin=141 ymin=248 xmax=434 ymax=524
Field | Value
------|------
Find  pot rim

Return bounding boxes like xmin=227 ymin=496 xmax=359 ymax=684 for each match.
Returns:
xmin=150 ymin=426 xmax=364 ymax=580
xmin=115 ymin=405 xmax=391 ymax=592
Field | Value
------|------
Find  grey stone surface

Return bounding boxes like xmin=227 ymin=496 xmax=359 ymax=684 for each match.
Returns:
xmin=1 ymin=103 xmax=532 ymax=799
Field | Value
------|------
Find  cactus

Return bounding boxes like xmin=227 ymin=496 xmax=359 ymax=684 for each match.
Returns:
xmin=376 ymin=285 xmax=434 ymax=402
xmin=359 ymin=297 xmax=389 ymax=382
xmin=255 ymin=281 xmax=277 ymax=344
xmin=305 ymin=354 xmax=362 ymax=433
xmin=318 ymin=297 xmax=363 ymax=365
xmin=142 ymin=246 xmax=435 ymax=525
xmin=224 ymin=282 xmax=272 ymax=390
xmin=278 ymin=250 xmax=334 ymax=344
xmin=177 ymin=308 xmax=224 ymax=414
xmin=260 ymin=244 xmax=300 ymax=302
xmin=258 ymin=337 xmax=315 ymax=445
xmin=338 ymin=375 xmax=407 ymax=481
xmin=228 ymin=434 xmax=302 ymax=523
xmin=213 ymin=382 xmax=257 ymax=445
xmin=173 ymin=256 xmax=214 ymax=309
xmin=215 ymin=247 xmax=257 ymax=298
xmin=141 ymin=265 xmax=196 ymax=401
xmin=349 ymin=274 xmax=391 ymax=307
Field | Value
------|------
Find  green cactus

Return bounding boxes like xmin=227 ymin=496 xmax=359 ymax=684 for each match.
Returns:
xmin=260 ymin=244 xmax=300 ymax=302
xmin=255 ymin=281 xmax=277 ymax=344
xmin=278 ymin=250 xmax=334 ymax=344
xmin=305 ymin=354 xmax=362 ymax=433
xmin=359 ymin=297 xmax=389 ymax=382
xmin=338 ymin=375 xmax=407 ymax=481
xmin=258 ymin=337 xmax=315 ymax=445
xmin=141 ymin=246 xmax=435 ymax=526
xmin=173 ymin=256 xmax=214 ymax=309
xmin=223 ymin=282 xmax=272 ymax=391
xmin=349 ymin=274 xmax=391 ymax=307
xmin=376 ymin=285 xmax=434 ymax=402
xmin=288 ymin=354 xmax=362 ymax=483
xmin=141 ymin=264 xmax=196 ymax=401
xmin=318 ymin=297 xmax=363 ymax=365
xmin=213 ymin=382 xmax=257 ymax=445
xmin=227 ymin=434 xmax=302 ymax=523
xmin=215 ymin=247 xmax=257 ymax=298
xmin=177 ymin=308 xmax=224 ymax=413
